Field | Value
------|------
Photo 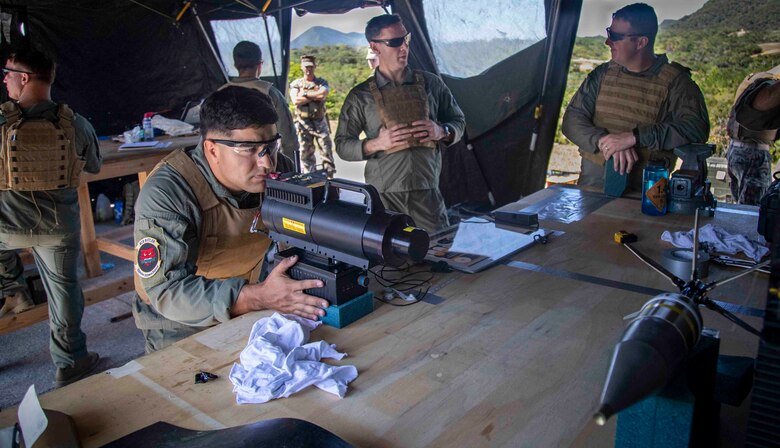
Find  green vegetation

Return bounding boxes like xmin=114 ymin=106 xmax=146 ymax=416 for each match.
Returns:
xmin=288 ymin=45 xmax=373 ymax=119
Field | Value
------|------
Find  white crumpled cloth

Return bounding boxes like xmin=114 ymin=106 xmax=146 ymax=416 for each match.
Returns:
xmin=661 ymin=223 xmax=769 ymax=262
xmin=229 ymin=313 xmax=358 ymax=404
xmin=150 ymin=115 xmax=195 ymax=136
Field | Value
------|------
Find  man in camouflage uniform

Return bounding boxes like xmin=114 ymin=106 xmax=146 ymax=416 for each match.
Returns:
xmin=728 ymin=66 xmax=780 ymax=205
xmin=0 ymin=48 xmax=101 ymax=386
xmin=290 ymin=55 xmax=335 ymax=175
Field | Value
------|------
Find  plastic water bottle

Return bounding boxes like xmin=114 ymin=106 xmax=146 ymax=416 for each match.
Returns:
xmin=113 ymin=199 xmax=124 ymax=224
xmin=142 ymin=112 xmax=154 ymax=141
xmin=642 ymin=163 xmax=669 ymax=216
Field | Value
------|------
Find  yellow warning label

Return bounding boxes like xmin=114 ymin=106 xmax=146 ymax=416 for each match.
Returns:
xmin=646 ymin=177 xmax=668 ymax=212
xmin=282 ymin=217 xmax=307 ymax=235
xmin=403 ymin=226 xmax=415 ymax=232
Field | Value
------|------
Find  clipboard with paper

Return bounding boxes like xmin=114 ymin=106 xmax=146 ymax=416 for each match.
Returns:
xmin=425 ymin=217 xmax=547 ymax=273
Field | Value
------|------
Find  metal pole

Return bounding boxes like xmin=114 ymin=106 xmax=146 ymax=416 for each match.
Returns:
xmin=262 ymin=15 xmax=279 ymax=82
xmin=191 ymin=4 xmax=230 ymax=83
xmin=530 ymin=0 xmax=561 ymax=152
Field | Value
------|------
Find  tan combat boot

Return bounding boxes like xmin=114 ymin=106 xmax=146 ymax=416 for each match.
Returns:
xmin=55 ymin=352 xmax=100 ymax=388
xmin=0 ymin=289 xmax=35 ymax=318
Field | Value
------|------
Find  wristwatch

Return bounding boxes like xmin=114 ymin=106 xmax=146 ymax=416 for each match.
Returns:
xmin=442 ymin=124 xmax=454 ymax=142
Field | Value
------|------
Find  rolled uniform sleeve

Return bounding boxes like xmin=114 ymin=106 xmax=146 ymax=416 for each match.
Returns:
xmin=289 ymin=79 xmax=302 ymax=100
xmin=636 ymin=74 xmax=710 ymax=151
xmin=431 ymin=75 xmax=466 ymax=145
xmin=73 ymin=114 xmax=102 ymax=174
xmin=335 ymin=91 xmax=370 ymax=161
xmin=268 ymin=86 xmax=299 ymax=159
xmin=134 ymin=169 xmax=245 ymax=328
xmin=562 ymin=65 xmax=609 ymax=154
xmin=735 ymin=79 xmax=780 ymax=131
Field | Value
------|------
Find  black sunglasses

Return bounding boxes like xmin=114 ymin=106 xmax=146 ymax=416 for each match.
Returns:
xmin=2 ymin=67 xmax=33 ymax=75
xmin=370 ymin=32 xmax=411 ymax=48
xmin=606 ymin=27 xmax=644 ymax=42
xmin=208 ymin=133 xmax=282 ymax=158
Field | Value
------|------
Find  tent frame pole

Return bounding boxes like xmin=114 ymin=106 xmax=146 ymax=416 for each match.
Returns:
xmin=191 ymin=3 xmax=230 ymax=83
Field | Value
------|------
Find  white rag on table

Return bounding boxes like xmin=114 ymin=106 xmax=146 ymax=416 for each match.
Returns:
xmin=229 ymin=313 xmax=358 ymax=404
xmin=661 ymin=223 xmax=768 ymax=262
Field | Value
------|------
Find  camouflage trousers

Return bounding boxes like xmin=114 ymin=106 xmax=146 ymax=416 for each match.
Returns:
xmin=726 ymin=140 xmax=772 ymax=206
xmin=296 ymin=117 xmax=334 ymax=174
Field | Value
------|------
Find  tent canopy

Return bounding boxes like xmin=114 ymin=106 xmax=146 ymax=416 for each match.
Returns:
xmin=1 ymin=0 xmax=582 ymax=208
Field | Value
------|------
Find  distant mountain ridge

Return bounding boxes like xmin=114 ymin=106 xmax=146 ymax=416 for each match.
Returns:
xmin=663 ymin=0 xmax=780 ymax=31
xmin=291 ymin=26 xmax=365 ymax=49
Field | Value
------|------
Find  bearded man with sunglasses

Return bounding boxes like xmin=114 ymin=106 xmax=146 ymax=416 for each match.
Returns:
xmin=0 ymin=48 xmax=102 ymax=387
xmin=132 ymin=87 xmax=327 ymax=353
xmin=336 ymin=14 xmax=465 ymax=232
xmin=562 ymin=3 xmax=709 ymax=193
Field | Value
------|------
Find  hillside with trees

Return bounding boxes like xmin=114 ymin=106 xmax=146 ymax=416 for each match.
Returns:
xmin=558 ymin=0 xmax=780 ymax=159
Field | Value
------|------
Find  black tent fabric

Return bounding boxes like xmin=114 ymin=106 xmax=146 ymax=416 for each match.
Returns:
xmin=1 ymin=0 xmax=295 ymax=134
xmin=392 ymin=0 xmax=582 ymax=206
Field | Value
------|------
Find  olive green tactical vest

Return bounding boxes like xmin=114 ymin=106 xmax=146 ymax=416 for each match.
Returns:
xmin=0 ymin=101 xmax=84 ymax=191
xmin=369 ymin=71 xmax=435 ymax=153
xmin=588 ymin=61 xmax=684 ymax=191
xmin=135 ymin=149 xmax=272 ymax=304
xmin=727 ymin=71 xmax=779 ymax=146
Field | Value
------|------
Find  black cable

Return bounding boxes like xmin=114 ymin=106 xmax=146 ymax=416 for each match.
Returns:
xmin=370 ymin=262 xmax=435 ymax=306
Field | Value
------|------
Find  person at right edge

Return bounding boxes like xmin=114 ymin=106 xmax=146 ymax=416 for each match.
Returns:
xmin=562 ymin=3 xmax=709 ymax=194
xmin=336 ymin=14 xmax=465 ymax=232
xmin=729 ymin=66 xmax=780 ymax=205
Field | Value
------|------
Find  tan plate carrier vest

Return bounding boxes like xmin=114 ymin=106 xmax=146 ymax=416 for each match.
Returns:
xmin=220 ymin=78 xmax=271 ymax=96
xmin=586 ymin=61 xmax=684 ymax=191
xmin=296 ymin=80 xmax=326 ymax=121
xmin=0 ymin=101 xmax=83 ymax=191
xmin=135 ymin=149 xmax=272 ymax=304
xmin=727 ymin=71 xmax=779 ymax=145
xmin=369 ymin=72 xmax=436 ymax=154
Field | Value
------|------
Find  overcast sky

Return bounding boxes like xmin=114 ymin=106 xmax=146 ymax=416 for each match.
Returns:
xmin=289 ymin=0 xmax=709 ymax=39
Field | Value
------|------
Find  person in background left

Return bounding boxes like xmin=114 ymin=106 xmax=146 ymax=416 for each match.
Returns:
xmin=0 ymin=48 xmax=102 ymax=387
xmin=221 ymin=41 xmax=298 ymax=164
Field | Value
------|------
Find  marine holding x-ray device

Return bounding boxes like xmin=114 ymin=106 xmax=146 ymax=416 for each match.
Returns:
xmin=253 ymin=172 xmax=430 ymax=328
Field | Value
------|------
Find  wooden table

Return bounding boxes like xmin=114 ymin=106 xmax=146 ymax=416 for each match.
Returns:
xmin=1 ymin=187 xmax=768 ymax=447
xmin=79 ymin=135 xmax=200 ymax=277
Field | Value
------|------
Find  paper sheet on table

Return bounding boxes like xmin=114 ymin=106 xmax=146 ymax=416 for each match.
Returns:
xmin=18 ymin=385 xmax=47 ymax=448
xmin=118 ymin=141 xmax=173 ymax=150
xmin=449 ymin=217 xmax=541 ymax=257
